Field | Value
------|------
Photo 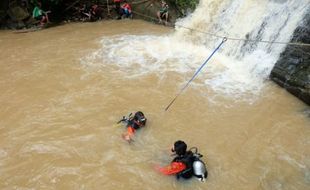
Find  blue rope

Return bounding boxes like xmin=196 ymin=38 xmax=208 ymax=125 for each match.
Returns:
xmin=165 ymin=37 xmax=227 ymax=111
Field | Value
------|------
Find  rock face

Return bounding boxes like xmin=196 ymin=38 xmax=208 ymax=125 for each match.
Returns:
xmin=270 ymin=12 xmax=310 ymax=105
xmin=7 ymin=6 xmax=29 ymax=21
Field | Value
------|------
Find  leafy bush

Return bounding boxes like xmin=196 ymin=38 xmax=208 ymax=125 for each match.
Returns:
xmin=30 ymin=0 xmax=62 ymax=5
xmin=175 ymin=0 xmax=199 ymax=10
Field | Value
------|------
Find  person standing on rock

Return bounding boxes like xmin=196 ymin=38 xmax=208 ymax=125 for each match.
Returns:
xmin=157 ymin=0 xmax=169 ymax=25
xmin=32 ymin=2 xmax=50 ymax=26
xmin=120 ymin=0 xmax=132 ymax=19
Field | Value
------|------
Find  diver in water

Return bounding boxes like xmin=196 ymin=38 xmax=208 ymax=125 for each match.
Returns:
xmin=117 ymin=111 xmax=147 ymax=143
xmin=172 ymin=140 xmax=208 ymax=181
xmin=159 ymin=140 xmax=208 ymax=181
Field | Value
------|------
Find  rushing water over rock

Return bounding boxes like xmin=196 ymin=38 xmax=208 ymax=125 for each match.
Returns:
xmin=173 ymin=0 xmax=309 ymax=97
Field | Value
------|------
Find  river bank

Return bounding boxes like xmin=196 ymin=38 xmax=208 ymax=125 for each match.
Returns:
xmin=0 ymin=0 xmax=195 ymax=30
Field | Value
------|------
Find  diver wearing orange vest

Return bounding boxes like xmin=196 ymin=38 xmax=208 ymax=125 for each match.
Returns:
xmin=158 ymin=140 xmax=208 ymax=181
xmin=118 ymin=111 xmax=147 ymax=143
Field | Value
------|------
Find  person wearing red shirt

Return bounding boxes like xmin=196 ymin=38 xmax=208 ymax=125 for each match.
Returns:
xmin=121 ymin=0 xmax=132 ymax=19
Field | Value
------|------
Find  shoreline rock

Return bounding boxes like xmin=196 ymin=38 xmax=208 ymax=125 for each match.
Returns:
xmin=270 ymin=12 xmax=310 ymax=105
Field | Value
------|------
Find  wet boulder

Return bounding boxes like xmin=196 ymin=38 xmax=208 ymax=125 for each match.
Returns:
xmin=270 ymin=12 xmax=310 ymax=105
xmin=7 ymin=6 xmax=29 ymax=21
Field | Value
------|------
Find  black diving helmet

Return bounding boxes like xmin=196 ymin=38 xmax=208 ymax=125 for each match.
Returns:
xmin=172 ymin=140 xmax=187 ymax=156
xmin=133 ymin=111 xmax=147 ymax=126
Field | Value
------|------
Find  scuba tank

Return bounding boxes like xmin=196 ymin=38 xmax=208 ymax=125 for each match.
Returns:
xmin=190 ymin=147 xmax=208 ymax=182
xmin=193 ymin=160 xmax=207 ymax=181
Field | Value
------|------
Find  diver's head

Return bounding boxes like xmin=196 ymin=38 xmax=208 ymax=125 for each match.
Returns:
xmin=134 ymin=111 xmax=146 ymax=126
xmin=172 ymin=140 xmax=187 ymax=156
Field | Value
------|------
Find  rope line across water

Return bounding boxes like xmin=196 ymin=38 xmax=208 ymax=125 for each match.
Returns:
xmin=132 ymin=10 xmax=310 ymax=47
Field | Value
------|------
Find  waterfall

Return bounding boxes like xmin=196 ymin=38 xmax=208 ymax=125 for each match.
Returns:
xmin=175 ymin=0 xmax=309 ymax=57
xmin=173 ymin=0 xmax=309 ymax=96
xmin=82 ymin=0 xmax=310 ymax=100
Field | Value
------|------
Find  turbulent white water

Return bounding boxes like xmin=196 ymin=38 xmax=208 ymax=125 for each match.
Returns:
xmin=83 ymin=0 xmax=309 ymax=100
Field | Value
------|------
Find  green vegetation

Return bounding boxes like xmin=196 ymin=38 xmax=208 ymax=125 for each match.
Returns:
xmin=30 ymin=0 xmax=61 ymax=5
xmin=175 ymin=0 xmax=199 ymax=10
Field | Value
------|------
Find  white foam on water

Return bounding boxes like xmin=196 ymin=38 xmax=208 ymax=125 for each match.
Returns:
xmin=203 ymin=49 xmax=276 ymax=97
xmin=82 ymin=34 xmax=211 ymax=78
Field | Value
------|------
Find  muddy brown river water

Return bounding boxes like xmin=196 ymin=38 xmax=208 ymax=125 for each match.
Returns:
xmin=0 ymin=20 xmax=309 ymax=190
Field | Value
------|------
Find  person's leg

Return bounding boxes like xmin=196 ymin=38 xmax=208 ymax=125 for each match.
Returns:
xmin=45 ymin=13 xmax=50 ymax=23
xmin=164 ymin=13 xmax=168 ymax=25
xmin=40 ymin=16 xmax=46 ymax=26
xmin=122 ymin=126 xmax=135 ymax=142
xmin=82 ymin=12 xmax=90 ymax=17
xmin=121 ymin=9 xmax=125 ymax=18
xmin=157 ymin=11 xmax=162 ymax=23
xmin=125 ymin=9 xmax=130 ymax=18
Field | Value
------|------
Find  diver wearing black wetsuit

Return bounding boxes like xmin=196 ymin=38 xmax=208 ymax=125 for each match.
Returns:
xmin=127 ymin=111 xmax=147 ymax=129
xmin=172 ymin=140 xmax=195 ymax=179
xmin=171 ymin=140 xmax=208 ymax=181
